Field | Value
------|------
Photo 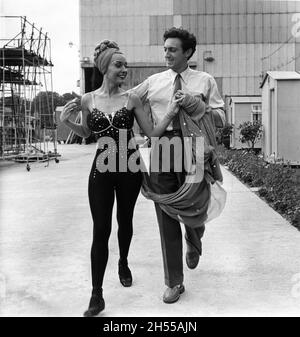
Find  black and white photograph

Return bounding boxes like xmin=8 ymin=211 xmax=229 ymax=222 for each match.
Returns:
xmin=1 ymin=0 xmax=300 ymax=325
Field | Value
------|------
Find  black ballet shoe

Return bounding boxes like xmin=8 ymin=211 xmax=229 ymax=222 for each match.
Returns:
xmin=83 ymin=291 xmax=105 ymax=317
xmin=118 ymin=261 xmax=132 ymax=287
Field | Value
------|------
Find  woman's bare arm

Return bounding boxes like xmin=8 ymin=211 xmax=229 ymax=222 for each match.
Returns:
xmin=61 ymin=94 xmax=91 ymax=138
xmin=130 ymin=93 xmax=182 ymax=138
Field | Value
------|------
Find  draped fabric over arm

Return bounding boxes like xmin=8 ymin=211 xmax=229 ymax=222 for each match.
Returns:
xmin=140 ymin=94 xmax=226 ymax=228
xmin=180 ymin=94 xmax=223 ymax=182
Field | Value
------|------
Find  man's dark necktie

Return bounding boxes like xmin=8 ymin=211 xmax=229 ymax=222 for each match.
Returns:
xmin=172 ymin=73 xmax=182 ymax=130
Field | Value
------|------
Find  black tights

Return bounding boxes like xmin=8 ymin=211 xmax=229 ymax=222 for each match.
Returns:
xmin=88 ymin=154 xmax=142 ymax=293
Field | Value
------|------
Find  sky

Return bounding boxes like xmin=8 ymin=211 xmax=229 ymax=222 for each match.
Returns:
xmin=1 ymin=0 xmax=80 ymax=95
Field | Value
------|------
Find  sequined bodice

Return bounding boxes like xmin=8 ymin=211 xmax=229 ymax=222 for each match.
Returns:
xmin=87 ymin=93 xmax=138 ymax=167
xmin=87 ymin=106 xmax=134 ymax=135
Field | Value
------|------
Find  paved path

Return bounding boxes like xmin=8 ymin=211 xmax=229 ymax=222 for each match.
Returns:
xmin=1 ymin=144 xmax=300 ymax=317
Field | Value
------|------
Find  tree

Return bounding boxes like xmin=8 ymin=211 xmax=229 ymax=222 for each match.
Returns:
xmin=31 ymin=91 xmax=70 ymax=128
xmin=238 ymin=121 xmax=262 ymax=149
xmin=62 ymin=92 xmax=80 ymax=104
xmin=216 ymin=122 xmax=233 ymax=148
xmin=32 ymin=91 xmax=65 ymax=110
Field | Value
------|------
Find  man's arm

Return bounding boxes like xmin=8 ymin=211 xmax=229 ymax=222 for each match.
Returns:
xmin=211 ymin=108 xmax=226 ymax=128
xmin=131 ymin=78 xmax=153 ymax=125
xmin=178 ymin=75 xmax=225 ymax=127
xmin=205 ymin=76 xmax=226 ymax=128
xmin=131 ymin=78 xmax=149 ymax=105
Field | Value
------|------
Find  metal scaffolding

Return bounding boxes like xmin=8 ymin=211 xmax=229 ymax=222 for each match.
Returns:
xmin=0 ymin=16 xmax=60 ymax=170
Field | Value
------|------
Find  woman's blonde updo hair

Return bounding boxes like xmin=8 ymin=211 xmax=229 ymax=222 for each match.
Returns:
xmin=93 ymin=40 xmax=122 ymax=75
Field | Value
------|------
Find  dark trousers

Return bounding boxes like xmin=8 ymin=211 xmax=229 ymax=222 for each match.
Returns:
xmin=149 ymin=131 xmax=205 ymax=287
xmin=88 ymin=151 xmax=142 ymax=292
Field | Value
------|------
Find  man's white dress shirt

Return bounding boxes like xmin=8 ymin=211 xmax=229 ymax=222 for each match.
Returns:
xmin=133 ymin=67 xmax=225 ymax=130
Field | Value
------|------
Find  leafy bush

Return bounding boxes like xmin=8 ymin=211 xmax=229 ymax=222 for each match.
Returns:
xmin=216 ymin=145 xmax=265 ymax=187
xmin=238 ymin=121 xmax=262 ymax=149
xmin=216 ymin=123 xmax=233 ymax=148
xmin=259 ymin=164 xmax=300 ymax=227
xmin=216 ymin=145 xmax=300 ymax=229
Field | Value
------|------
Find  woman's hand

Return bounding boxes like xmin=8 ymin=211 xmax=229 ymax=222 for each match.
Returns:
xmin=166 ymin=95 xmax=184 ymax=119
xmin=175 ymin=90 xmax=198 ymax=109
xmin=60 ymin=98 xmax=81 ymax=123
xmin=174 ymin=89 xmax=186 ymax=103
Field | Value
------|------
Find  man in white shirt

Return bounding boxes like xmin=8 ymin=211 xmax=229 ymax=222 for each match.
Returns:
xmin=134 ymin=27 xmax=225 ymax=304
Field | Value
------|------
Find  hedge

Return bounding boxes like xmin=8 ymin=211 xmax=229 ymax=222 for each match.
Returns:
xmin=217 ymin=145 xmax=300 ymax=229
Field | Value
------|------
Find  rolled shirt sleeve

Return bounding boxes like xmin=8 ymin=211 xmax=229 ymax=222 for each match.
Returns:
xmin=131 ymin=78 xmax=153 ymax=125
xmin=206 ymin=76 xmax=226 ymax=128
xmin=131 ymin=78 xmax=149 ymax=105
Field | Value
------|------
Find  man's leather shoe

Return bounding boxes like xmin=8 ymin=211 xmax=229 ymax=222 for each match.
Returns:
xmin=118 ymin=261 xmax=132 ymax=287
xmin=186 ymin=250 xmax=200 ymax=269
xmin=163 ymin=284 xmax=185 ymax=303
xmin=83 ymin=293 xmax=105 ymax=317
xmin=185 ymin=234 xmax=201 ymax=269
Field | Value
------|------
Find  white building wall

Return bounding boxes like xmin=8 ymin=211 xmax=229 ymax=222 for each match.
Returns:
xmin=79 ymin=0 xmax=300 ymax=97
xmin=277 ymin=81 xmax=300 ymax=164
xmin=261 ymin=79 xmax=270 ymax=157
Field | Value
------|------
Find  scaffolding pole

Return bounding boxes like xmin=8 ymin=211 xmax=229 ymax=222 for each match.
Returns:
xmin=0 ymin=16 xmax=60 ymax=170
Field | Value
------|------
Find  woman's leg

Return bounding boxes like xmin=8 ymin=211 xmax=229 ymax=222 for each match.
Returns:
xmin=88 ymin=162 xmax=115 ymax=293
xmin=115 ymin=172 xmax=142 ymax=265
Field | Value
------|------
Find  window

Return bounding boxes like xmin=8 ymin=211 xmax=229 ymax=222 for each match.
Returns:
xmin=251 ymin=104 xmax=262 ymax=123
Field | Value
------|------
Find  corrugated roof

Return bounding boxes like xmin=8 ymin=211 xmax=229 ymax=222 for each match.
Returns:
xmin=260 ymin=71 xmax=300 ymax=88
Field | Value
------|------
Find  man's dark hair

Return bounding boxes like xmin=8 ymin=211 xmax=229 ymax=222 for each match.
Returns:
xmin=163 ymin=27 xmax=197 ymax=60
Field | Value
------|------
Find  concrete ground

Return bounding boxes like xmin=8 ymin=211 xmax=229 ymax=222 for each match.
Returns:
xmin=0 ymin=143 xmax=300 ymax=317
